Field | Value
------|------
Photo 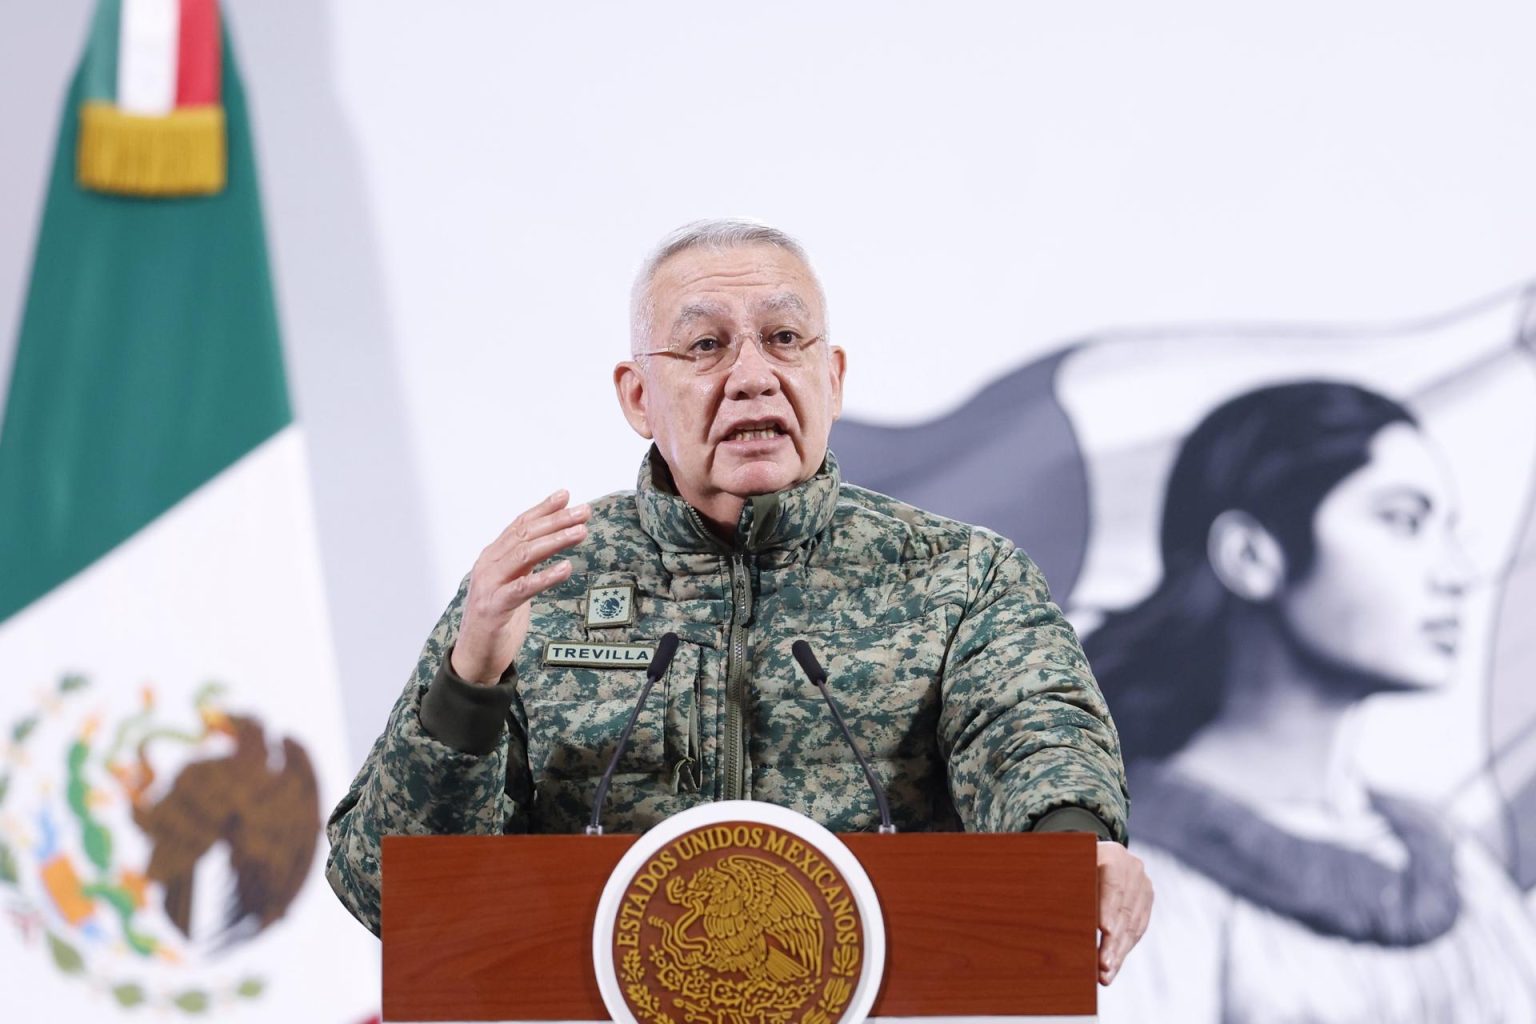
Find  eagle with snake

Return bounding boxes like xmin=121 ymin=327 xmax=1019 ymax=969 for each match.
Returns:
xmin=658 ymin=854 xmax=824 ymax=985
xmin=117 ymin=707 xmax=319 ymax=944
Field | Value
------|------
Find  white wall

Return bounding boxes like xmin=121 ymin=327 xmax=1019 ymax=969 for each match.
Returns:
xmin=4 ymin=0 xmax=1536 ymax=762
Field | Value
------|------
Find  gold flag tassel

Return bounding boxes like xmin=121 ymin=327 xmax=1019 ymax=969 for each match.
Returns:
xmin=77 ymin=101 xmax=226 ymax=198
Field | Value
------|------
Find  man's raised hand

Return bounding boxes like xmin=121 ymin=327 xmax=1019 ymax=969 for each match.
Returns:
xmin=449 ymin=489 xmax=591 ymax=685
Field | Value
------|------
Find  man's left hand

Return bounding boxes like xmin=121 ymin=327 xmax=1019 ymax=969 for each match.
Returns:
xmin=1096 ymin=841 xmax=1152 ymax=985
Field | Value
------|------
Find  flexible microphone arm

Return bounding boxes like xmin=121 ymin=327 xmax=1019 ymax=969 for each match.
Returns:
xmin=791 ymin=640 xmax=896 ymax=834
xmin=587 ymin=632 xmax=681 ymax=836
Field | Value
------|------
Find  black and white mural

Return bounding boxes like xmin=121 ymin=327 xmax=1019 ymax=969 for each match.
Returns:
xmin=835 ymin=284 xmax=1536 ymax=1020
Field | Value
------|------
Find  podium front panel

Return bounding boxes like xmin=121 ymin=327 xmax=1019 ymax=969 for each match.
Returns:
xmin=382 ymin=832 xmax=1096 ymax=1022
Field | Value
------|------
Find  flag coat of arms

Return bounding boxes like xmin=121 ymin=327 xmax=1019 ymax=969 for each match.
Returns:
xmin=0 ymin=3 xmax=376 ymax=1019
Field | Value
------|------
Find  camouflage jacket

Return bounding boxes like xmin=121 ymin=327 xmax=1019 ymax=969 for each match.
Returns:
xmin=326 ymin=449 xmax=1129 ymax=933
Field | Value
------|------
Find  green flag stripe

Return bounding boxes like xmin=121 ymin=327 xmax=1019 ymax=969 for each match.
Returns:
xmin=0 ymin=29 xmax=292 ymax=624
xmin=81 ymin=0 xmax=120 ymax=104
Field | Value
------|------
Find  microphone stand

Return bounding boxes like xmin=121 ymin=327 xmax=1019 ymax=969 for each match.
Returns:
xmin=587 ymin=632 xmax=680 ymax=836
xmin=793 ymin=640 xmax=897 ymax=834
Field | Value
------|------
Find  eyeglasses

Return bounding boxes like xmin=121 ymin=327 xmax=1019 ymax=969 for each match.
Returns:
xmin=637 ymin=331 xmax=825 ymax=375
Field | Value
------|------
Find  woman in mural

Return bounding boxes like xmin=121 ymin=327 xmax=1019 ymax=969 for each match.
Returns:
xmin=1092 ymin=381 xmax=1536 ymax=1023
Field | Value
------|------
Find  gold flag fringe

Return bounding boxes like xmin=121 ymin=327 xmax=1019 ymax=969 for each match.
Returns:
xmin=77 ymin=102 xmax=226 ymax=197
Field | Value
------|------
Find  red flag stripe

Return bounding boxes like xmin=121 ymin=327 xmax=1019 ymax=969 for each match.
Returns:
xmin=175 ymin=0 xmax=220 ymax=106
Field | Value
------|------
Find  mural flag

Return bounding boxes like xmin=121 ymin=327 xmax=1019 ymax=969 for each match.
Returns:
xmin=834 ymin=285 xmax=1536 ymax=1020
xmin=0 ymin=3 xmax=375 ymax=1019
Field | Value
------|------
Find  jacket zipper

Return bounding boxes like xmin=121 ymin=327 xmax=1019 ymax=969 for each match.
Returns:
xmin=682 ymin=506 xmax=753 ymax=801
xmin=723 ymin=552 xmax=752 ymax=800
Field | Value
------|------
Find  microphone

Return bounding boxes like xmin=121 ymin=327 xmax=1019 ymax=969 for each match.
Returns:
xmin=587 ymin=632 xmax=681 ymax=836
xmin=791 ymin=640 xmax=896 ymax=834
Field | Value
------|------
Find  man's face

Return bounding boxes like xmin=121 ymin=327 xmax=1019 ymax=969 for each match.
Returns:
xmin=614 ymin=244 xmax=846 ymax=528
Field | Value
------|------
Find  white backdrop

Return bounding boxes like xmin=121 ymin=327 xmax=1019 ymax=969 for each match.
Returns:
xmin=4 ymin=3 xmax=1536 ymax=1017
xmin=4 ymin=1 xmax=1535 ymax=759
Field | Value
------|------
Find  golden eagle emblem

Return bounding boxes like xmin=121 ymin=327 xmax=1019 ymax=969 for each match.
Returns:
xmin=612 ymin=822 xmax=865 ymax=1024
xmin=658 ymin=855 xmax=823 ymax=986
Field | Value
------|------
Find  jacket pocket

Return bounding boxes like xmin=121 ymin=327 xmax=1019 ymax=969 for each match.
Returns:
xmin=663 ymin=641 xmax=702 ymax=793
xmin=520 ymin=639 xmax=703 ymax=785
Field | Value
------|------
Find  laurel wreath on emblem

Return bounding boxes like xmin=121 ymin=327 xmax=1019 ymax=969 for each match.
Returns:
xmin=596 ymin=594 xmax=625 ymax=620
xmin=621 ymin=948 xmax=678 ymax=1024
xmin=803 ymin=947 xmax=858 ymax=1024
xmin=620 ymin=853 xmax=860 ymax=1024
xmin=628 ymin=932 xmax=850 ymax=1024
xmin=0 ymin=672 xmax=315 ymax=1014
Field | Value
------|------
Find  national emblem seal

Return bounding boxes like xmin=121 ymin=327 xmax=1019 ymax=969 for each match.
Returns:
xmin=594 ymin=802 xmax=885 ymax=1024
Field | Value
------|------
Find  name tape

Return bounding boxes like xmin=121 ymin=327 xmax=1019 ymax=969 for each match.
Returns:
xmin=543 ymin=642 xmax=657 ymax=669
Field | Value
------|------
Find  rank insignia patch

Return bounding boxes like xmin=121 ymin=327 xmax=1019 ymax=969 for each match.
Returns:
xmin=586 ymin=584 xmax=636 ymax=627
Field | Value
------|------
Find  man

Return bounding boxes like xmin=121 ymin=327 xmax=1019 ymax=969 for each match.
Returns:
xmin=326 ymin=219 xmax=1152 ymax=983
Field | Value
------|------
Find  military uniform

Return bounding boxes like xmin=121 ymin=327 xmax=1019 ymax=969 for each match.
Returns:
xmin=326 ymin=450 xmax=1129 ymax=934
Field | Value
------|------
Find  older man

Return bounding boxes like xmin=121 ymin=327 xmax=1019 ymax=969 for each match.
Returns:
xmin=326 ymin=220 xmax=1151 ymax=983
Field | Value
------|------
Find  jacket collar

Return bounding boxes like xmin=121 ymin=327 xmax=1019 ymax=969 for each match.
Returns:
xmin=635 ymin=445 xmax=841 ymax=555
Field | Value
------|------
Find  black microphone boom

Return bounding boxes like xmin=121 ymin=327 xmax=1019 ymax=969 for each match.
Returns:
xmin=587 ymin=632 xmax=681 ymax=836
xmin=790 ymin=640 xmax=896 ymax=834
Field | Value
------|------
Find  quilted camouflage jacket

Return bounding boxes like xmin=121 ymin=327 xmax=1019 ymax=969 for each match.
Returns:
xmin=326 ymin=450 xmax=1129 ymax=934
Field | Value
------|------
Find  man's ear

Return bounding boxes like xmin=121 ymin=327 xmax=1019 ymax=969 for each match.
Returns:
xmin=1207 ymin=509 xmax=1286 ymax=601
xmin=613 ymin=361 xmax=654 ymax=439
xmin=827 ymin=344 xmax=847 ymax=420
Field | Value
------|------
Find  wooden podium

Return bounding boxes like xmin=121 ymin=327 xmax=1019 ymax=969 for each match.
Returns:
xmin=381 ymin=831 xmax=1098 ymax=1022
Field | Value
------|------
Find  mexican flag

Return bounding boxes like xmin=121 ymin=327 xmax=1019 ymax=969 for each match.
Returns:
xmin=0 ymin=3 xmax=377 ymax=1019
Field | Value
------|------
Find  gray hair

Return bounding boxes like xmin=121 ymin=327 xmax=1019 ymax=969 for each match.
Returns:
xmin=629 ymin=218 xmax=825 ymax=352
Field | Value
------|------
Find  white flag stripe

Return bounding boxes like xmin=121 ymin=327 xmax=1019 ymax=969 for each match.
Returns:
xmin=0 ymin=427 xmax=377 ymax=1021
xmin=117 ymin=0 xmax=180 ymax=115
